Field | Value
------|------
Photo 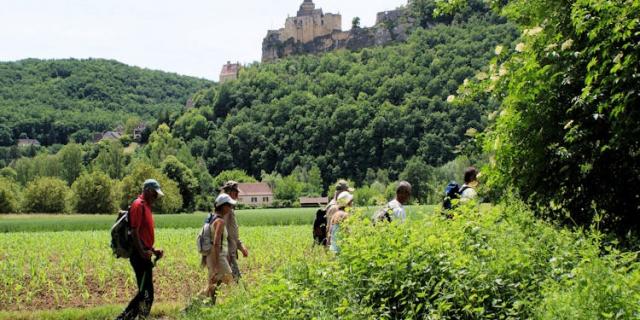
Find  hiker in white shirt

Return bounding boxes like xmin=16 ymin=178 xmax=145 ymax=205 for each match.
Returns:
xmin=460 ymin=167 xmax=479 ymax=202
xmin=373 ymin=181 xmax=412 ymax=223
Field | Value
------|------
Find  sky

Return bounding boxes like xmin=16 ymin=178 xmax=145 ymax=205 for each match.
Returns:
xmin=0 ymin=0 xmax=407 ymax=81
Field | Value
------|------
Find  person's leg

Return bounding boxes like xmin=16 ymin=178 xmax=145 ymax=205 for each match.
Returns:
xmin=117 ymin=255 xmax=146 ymax=320
xmin=229 ymin=254 xmax=241 ymax=282
xmin=138 ymin=258 xmax=154 ymax=318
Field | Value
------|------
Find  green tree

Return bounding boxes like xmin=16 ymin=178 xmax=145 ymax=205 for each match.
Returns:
xmin=456 ymin=0 xmax=640 ymax=236
xmin=93 ymin=139 xmax=126 ymax=179
xmin=57 ymin=143 xmax=84 ymax=185
xmin=399 ymin=157 xmax=434 ymax=204
xmin=146 ymin=124 xmax=185 ymax=164
xmin=0 ymin=177 xmax=21 ymax=213
xmin=22 ymin=177 xmax=70 ymax=213
xmin=0 ymin=167 xmax=17 ymax=181
xmin=71 ymin=171 xmax=116 ymax=214
xmin=161 ymin=155 xmax=199 ymax=212
xmin=212 ymin=169 xmax=256 ymax=191
xmin=274 ymin=174 xmax=303 ymax=207
xmin=119 ymin=163 xmax=183 ymax=214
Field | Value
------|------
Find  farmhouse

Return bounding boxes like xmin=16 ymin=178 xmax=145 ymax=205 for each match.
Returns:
xmin=17 ymin=138 xmax=41 ymax=147
xmin=237 ymin=183 xmax=274 ymax=207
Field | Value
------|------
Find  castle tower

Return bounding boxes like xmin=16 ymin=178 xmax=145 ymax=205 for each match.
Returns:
xmin=219 ymin=61 xmax=240 ymax=83
xmin=297 ymin=0 xmax=315 ymax=16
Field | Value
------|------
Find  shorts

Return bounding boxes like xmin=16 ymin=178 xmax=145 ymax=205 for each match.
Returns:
xmin=206 ymin=252 xmax=232 ymax=282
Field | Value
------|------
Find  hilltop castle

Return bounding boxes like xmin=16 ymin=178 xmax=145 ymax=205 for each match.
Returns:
xmin=262 ymin=0 xmax=412 ymax=62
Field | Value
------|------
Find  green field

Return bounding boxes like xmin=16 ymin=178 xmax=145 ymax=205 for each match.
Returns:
xmin=0 ymin=205 xmax=435 ymax=319
xmin=0 ymin=206 xmax=436 ymax=233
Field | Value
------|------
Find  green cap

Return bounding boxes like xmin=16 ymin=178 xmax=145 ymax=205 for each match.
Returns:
xmin=143 ymin=179 xmax=164 ymax=197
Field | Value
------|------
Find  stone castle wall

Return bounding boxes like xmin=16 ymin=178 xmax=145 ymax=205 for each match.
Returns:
xmin=262 ymin=4 xmax=412 ymax=62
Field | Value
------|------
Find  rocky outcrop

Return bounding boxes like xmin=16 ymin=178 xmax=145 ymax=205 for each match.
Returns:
xmin=262 ymin=8 xmax=414 ymax=62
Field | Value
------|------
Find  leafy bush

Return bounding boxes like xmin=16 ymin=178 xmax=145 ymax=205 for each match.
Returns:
xmin=233 ymin=198 xmax=640 ymax=319
xmin=463 ymin=0 xmax=640 ymax=237
xmin=0 ymin=167 xmax=17 ymax=181
xmin=22 ymin=177 xmax=70 ymax=213
xmin=0 ymin=177 xmax=21 ymax=213
xmin=71 ymin=171 xmax=116 ymax=214
xmin=119 ymin=163 xmax=183 ymax=214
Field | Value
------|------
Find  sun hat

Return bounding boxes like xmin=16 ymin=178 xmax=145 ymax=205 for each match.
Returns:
xmin=336 ymin=191 xmax=353 ymax=208
xmin=335 ymin=179 xmax=355 ymax=193
xmin=221 ymin=180 xmax=240 ymax=192
xmin=215 ymin=193 xmax=237 ymax=207
xmin=143 ymin=179 xmax=164 ymax=197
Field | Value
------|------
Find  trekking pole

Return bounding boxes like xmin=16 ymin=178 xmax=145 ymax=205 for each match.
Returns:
xmin=153 ymin=255 xmax=162 ymax=268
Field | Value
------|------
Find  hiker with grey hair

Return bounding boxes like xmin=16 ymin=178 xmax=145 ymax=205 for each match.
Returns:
xmin=220 ymin=181 xmax=249 ymax=282
xmin=373 ymin=181 xmax=412 ymax=223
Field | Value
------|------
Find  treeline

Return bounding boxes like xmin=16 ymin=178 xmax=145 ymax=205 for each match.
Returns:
xmin=174 ymin=12 xmax=519 ymax=191
xmin=0 ymin=58 xmax=212 ymax=146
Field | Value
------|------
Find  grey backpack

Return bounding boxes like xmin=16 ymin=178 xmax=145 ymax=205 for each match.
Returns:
xmin=197 ymin=214 xmax=220 ymax=255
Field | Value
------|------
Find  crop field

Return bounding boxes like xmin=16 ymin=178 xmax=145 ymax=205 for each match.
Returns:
xmin=0 ymin=205 xmax=437 ymax=319
xmin=0 ymin=225 xmax=315 ymax=314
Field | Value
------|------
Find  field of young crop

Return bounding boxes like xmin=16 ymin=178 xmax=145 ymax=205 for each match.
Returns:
xmin=0 ymin=205 xmax=436 ymax=319
xmin=0 ymin=225 xmax=317 ymax=315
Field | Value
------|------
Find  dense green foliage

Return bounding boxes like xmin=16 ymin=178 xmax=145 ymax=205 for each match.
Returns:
xmin=202 ymin=200 xmax=640 ymax=319
xmin=446 ymin=0 xmax=640 ymax=236
xmin=178 ymin=15 xmax=518 ymax=188
xmin=119 ymin=162 xmax=182 ymax=214
xmin=21 ymin=177 xmax=70 ymax=213
xmin=0 ymin=177 xmax=21 ymax=213
xmin=70 ymin=171 xmax=116 ymax=214
xmin=0 ymin=58 xmax=212 ymax=146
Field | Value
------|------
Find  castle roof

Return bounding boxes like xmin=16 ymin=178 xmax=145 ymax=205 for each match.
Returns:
xmin=297 ymin=0 xmax=316 ymax=16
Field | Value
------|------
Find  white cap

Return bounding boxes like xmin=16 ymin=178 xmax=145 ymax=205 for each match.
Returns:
xmin=336 ymin=191 xmax=353 ymax=207
xmin=215 ymin=193 xmax=237 ymax=207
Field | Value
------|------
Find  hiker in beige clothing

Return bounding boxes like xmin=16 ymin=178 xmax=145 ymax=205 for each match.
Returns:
xmin=201 ymin=193 xmax=235 ymax=304
xmin=221 ymin=181 xmax=249 ymax=281
xmin=326 ymin=179 xmax=354 ymax=246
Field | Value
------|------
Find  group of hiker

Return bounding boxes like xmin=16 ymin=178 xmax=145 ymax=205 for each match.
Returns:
xmin=315 ymin=166 xmax=480 ymax=253
xmin=115 ymin=166 xmax=479 ymax=319
xmin=115 ymin=180 xmax=248 ymax=319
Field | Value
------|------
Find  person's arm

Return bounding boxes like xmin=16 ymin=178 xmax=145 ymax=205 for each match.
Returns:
xmin=212 ymin=219 xmax=225 ymax=271
xmin=229 ymin=213 xmax=248 ymax=257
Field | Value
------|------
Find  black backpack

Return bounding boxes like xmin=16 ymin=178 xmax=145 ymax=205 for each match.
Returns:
xmin=313 ymin=208 xmax=327 ymax=246
xmin=443 ymin=182 xmax=470 ymax=211
xmin=110 ymin=206 xmax=133 ymax=258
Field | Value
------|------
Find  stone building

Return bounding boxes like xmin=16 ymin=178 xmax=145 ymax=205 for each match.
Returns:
xmin=262 ymin=1 xmax=411 ymax=62
xmin=219 ymin=61 xmax=241 ymax=83
xmin=237 ymin=183 xmax=274 ymax=207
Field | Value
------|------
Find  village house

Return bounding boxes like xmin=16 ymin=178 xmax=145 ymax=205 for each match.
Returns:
xmin=16 ymin=138 xmax=41 ymax=147
xmin=237 ymin=182 xmax=274 ymax=207
xmin=299 ymin=196 xmax=329 ymax=208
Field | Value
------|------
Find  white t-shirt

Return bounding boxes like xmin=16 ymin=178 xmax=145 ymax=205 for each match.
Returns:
xmin=460 ymin=185 xmax=478 ymax=202
xmin=387 ymin=199 xmax=406 ymax=222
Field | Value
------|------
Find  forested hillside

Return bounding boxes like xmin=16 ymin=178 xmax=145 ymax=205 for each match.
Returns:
xmin=0 ymin=59 xmax=212 ymax=146
xmin=179 ymin=13 xmax=518 ymax=187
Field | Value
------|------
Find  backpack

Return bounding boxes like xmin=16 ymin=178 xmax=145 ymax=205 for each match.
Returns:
xmin=442 ymin=182 xmax=470 ymax=210
xmin=110 ymin=207 xmax=133 ymax=258
xmin=372 ymin=204 xmax=394 ymax=223
xmin=197 ymin=213 xmax=221 ymax=255
xmin=313 ymin=208 xmax=327 ymax=246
